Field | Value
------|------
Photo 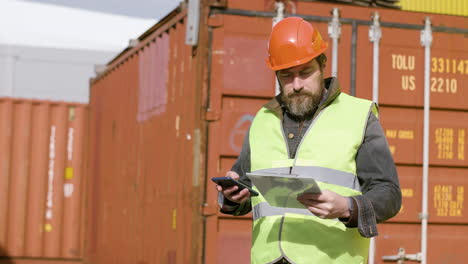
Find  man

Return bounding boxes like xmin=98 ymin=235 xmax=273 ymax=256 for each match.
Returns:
xmin=216 ymin=17 xmax=401 ymax=264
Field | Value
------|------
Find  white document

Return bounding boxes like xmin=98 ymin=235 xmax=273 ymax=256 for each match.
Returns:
xmin=246 ymin=172 xmax=322 ymax=209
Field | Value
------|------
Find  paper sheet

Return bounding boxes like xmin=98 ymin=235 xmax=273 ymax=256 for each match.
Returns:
xmin=246 ymin=172 xmax=322 ymax=209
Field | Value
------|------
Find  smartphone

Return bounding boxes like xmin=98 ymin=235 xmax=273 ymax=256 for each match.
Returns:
xmin=212 ymin=177 xmax=259 ymax=196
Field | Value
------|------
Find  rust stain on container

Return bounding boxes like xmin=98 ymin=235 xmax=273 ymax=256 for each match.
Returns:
xmin=0 ymin=98 xmax=87 ymax=259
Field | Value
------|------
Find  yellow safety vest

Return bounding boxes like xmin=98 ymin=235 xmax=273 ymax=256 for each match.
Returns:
xmin=249 ymin=93 xmax=377 ymax=264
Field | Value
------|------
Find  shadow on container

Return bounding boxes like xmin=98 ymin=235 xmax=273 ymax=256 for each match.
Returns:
xmin=0 ymin=246 xmax=13 ymax=264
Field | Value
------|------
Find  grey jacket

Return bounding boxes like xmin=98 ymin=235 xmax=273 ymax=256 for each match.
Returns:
xmin=220 ymin=77 xmax=402 ymax=238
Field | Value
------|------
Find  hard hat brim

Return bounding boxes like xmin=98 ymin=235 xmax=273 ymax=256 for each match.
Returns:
xmin=266 ymin=43 xmax=328 ymax=71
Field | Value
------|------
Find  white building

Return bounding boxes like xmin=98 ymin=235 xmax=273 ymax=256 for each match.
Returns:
xmin=0 ymin=0 xmax=156 ymax=103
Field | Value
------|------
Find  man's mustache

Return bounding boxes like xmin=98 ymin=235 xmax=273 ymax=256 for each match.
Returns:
xmin=287 ymin=91 xmax=313 ymax=98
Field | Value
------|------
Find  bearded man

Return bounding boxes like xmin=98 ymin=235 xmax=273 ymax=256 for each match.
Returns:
xmin=215 ymin=17 xmax=401 ymax=264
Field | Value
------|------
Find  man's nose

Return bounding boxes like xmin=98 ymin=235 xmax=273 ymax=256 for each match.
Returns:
xmin=292 ymin=75 xmax=303 ymax=91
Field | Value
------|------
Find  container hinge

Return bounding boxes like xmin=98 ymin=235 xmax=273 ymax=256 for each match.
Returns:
xmin=272 ymin=1 xmax=285 ymax=26
xmin=208 ymin=14 xmax=224 ymax=27
xmin=328 ymin=8 xmax=341 ymax=78
xmin=418 ymin=212 xmax=429 ymax=220
xmin=186 ymin=0 xmax=201 ymax=46
xmin=205 ymin=109 xmax=221 ymax=121
xmin=420 ymin=17 xmax=432 ymax=47
xmin=382 ymin=248 xmax=422 ymax=263
xmin=328 ymin=8 xmax=341 ymax=39
xmin=368 ymin=12 xmax=382 ymax=43
xmin=208 ymin=0 xmax=227 ymax=8
xmin=202 ymin=203 xmax=218 ymax=216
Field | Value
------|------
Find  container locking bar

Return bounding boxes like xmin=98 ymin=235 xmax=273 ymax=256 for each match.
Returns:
xmin=186 ymin=0 xmax=201 ymax=45
xmin=382 ymin=247 xmax=422 ymax=264
xmin=368 ymin=11 xmax=381 ymax=104
xmin=273 ymin=1 xmax=285 ymax=96
xmin=328 ymin=8 xmax=341 ymax=78
xmin=420 ymin=17 xmax=433 ymax=264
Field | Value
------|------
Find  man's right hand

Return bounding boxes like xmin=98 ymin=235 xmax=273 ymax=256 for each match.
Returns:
xmin=216 ymin=171 xmax=251 ymax=204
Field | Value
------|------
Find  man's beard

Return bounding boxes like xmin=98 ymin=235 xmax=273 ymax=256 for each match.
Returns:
xmin=281 ymin=81 xmax=325 ymax=119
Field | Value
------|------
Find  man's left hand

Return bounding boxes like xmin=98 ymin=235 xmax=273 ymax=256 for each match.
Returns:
xmin=297 ymin=190 xmax=350 ymax=219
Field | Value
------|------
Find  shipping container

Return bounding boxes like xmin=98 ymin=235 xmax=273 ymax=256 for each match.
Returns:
xmin=87 ymin=1 xmax=468 ymax=264
xmin=0 ymin=98 xmax=87 ymax=263
xmin=398 ymin=0 xmax=468 ymax=17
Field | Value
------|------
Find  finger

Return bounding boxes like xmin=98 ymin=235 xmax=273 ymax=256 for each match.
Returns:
xmin=239 ymin=195 xmax=250 ymax=204
xmin=231 ymin=188 xmax=250 ymax=203
xmin=226 ymin=171 xmax=240 ymax=180
xmin=302 ymin=189 xmax=336 ymax=202
xmin=307 ymin=206 xmax=329 ymax=219
xmin=298 ymin=198 xmax=327 ymax=210
xmin=216 ymin=185 xmax=223 ymax=192
xmin=222 ymin=186 xmax=239 ymax=197
xmin=297 ymin=194 xmax=321 ymax=204
xmin=299 ymin=192 xmax=326 ymax=202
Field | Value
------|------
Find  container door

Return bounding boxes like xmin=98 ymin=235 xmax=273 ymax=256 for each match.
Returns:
xmin=356 ymin=16 xmax=468 ymax=264
xmin=203 ymin=13 xmax=276 ymax=264
xmin=203 ymin=1 xmax=468 ymax=263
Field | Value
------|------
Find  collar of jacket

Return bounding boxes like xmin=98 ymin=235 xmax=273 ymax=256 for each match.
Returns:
xmin=263 ymin=77 xmax=342 ymax=120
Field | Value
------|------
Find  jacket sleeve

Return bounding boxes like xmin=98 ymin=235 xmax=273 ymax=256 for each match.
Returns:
xmin=344 ymin=113 xmax=402 ymax=237
xmin=218 ymin=128 xmax=253 ymax=216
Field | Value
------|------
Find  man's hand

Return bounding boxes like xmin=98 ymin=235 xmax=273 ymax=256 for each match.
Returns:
xmin=297 ymin=190 xmax=350 ymax=219
xmin=216 ymin=171 xmax=251 ymax=204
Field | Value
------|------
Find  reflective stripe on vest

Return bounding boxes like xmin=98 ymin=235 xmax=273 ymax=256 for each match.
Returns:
xmin=252 ymin=166 xmax=361 ymax=221
xmin=249 ymin=93 xmax=375 ymax=264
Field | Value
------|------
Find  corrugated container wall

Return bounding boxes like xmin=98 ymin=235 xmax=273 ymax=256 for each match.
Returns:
xmin=399 ymin=0 xmax=468 ymax=17
xmin=87 ymin=5 xmax=207 ymax=264
xmin=0 ymin=98 xmax=87 ymax=263
xmin=88 ymin=1 xmax=468 ymax=264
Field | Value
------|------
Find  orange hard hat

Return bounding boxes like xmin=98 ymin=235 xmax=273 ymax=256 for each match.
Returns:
xmin=266 ymin=17 xmax=328 ymax=71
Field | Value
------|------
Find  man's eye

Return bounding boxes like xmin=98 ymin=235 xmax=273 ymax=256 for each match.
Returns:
xmin=279 ymin=73 xmax=292 ymax=78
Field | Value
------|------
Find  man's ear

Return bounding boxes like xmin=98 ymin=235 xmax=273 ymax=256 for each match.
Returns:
xmin=321 ymin=55 xmax=327 ymax=70
xmin=321 ymin=62 xmax=326 ymax=71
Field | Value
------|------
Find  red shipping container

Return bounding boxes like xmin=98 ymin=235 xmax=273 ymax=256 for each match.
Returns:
xmin=0 ymin=98 xmax=87 ymax=262
xmin=87 ymin=1 xmax=468 ymax=264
